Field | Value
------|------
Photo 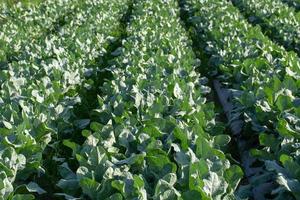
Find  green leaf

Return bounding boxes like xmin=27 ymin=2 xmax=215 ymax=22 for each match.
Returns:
xmin=250 ymin=149 xmax=275 ymax=160
xmin=280 ymin=155 xmax=300 ymax=179
xmin=133 ymin=175 xmax=145 ymax=189
xmin=224 ymin=165 xmax=243 ymax=190
xmin=213 ymin=135 xmax=231 ymax=147
xmin=203 ymin=172 xmax=227 ymax=198
xmin=146 ymin=150 xmax=177 ymax=176
xmin=277 ymin=174 xmax=300 ymax=195
xmin=115 ymin=153 xmax=145 ymax=166
xmin=26 ymin=182 xmax=46 ymax=194
xmin=63 ymin=140 xmax=79 ymax=156
xmin=275 ymin=93 xmax=292 ymax=112
xmin=0 ymin=172 xmax=13 ymax=199
xmin=82 ymin=129 xmax=92 ymax=137
xmin=57 ymin=179 xmax=79 ymax=194
xmin=31 ymin=90 xmax=44 ymax=103
xmin=182 ymin=190 xmax=202 ymax=200
xmin=173 ymin=127 xmax=188 ymax=150
xmin=90 ymin=122 xmax=103 ymax=132
xmin=141 ymin=125 xmax=162 ymax=138
xmin=111 ymin=180 xmax=125 ymax=194
xmin=154 ymin=173 xmax=180 ymax=200
xmin=189 ymin=160 xmax=208 ymax=191
xmin=277 ymin=119 xmax=300 ymax=139
xmin=74 ymin=119 xmax=90 ymax=129
xmin=12 ymin=194 xmax=35 ymax=200
xmin=196 ymin=138 xmax=212 ymax=159
xmin=173 ymin=83 xmax=183 ymax=100
xmin=57 ymin=163 xmax=79 ymax=194
xmin=105 ymin=193 xmax=123 ymax=200
xmin=259 ymin=133 xmax=279 ymax=152
xmin=3 ymin=121 xmax=12 ymax=130
xmin=80 ymin=178 xmax=101 ymax=200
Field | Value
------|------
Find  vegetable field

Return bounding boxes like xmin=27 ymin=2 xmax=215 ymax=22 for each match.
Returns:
xmin=0 ymin=0 xmax=300 ymax=199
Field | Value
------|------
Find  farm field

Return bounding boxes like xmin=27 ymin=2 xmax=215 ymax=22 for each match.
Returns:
xmin=0 ymin=0 xmax=300 ymax=199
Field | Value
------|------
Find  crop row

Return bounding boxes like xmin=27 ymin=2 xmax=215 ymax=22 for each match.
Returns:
xmin=0 ymin=0 xmax=129 ymax=199
xmin=0 ymin=0 xmax=83 ymax=64
xmin=2 ymin=0 xmax=300 ymax=199
xmin=232 ymin=0 xmax=300 ymax=55
xmin=56 ymin=0 xmax=244 ymax=199
xmin=182 ymin=0 xmax=300 ymax=199
xmin=7 ymin=0 xmax=114 ymax=64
